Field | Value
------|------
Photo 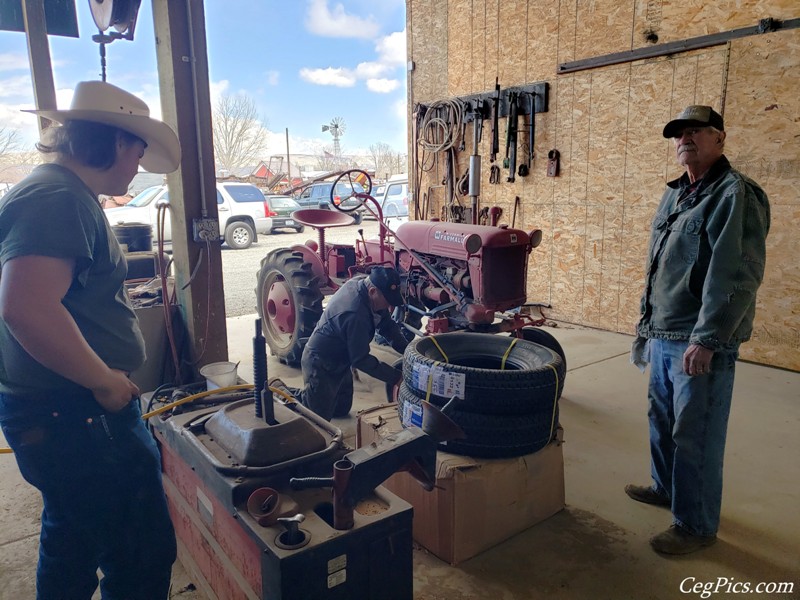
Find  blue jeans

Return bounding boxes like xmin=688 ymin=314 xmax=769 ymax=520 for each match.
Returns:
xmin=647 ymin=339 xmax=738 ymax=536
xmin=0 ymin=391 xmax=176 ymax=599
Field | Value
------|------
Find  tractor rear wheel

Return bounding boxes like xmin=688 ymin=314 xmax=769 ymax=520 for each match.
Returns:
xmin=256 ymin=249 xmax=323 ymax=366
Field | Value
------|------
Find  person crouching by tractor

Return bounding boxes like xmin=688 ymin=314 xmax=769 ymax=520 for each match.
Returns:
xmin=275 ymin=266 xmax=409 ymax=421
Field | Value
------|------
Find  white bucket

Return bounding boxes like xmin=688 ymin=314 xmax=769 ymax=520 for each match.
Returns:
xmin=200 ymin=361 xmax=238 ymax=390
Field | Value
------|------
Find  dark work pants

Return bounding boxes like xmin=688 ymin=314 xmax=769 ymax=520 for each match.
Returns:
xmin=299 ymin=349 xmax=354 ymax=421
xmin=0 ymin=392 xmax=176 ymax=600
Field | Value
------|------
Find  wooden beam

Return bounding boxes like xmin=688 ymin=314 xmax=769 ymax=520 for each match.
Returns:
xmin=151 ymin=0 xmax=228 ymax=374
xmin=21 ymin=0 xmax=57 ymax=134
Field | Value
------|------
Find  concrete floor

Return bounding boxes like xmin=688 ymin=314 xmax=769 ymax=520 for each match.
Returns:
xmin=1 ymin=318 xmax=798 ymax=599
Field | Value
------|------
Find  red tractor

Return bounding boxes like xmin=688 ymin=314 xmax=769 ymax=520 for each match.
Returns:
xmin=255 ymin=170 xmax=565 ymax=369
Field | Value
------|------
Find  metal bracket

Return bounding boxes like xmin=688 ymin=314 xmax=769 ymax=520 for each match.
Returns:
xmin=558 ymin=17 xmax=800 ymax=74
xmin=417 ymin=82 xmax=549 ymax=124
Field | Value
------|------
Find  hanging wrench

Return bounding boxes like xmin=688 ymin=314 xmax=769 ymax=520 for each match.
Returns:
xmin=518 ymin=92 xmax=536 ymax=177
xmin=506 ymin=92 xmax=519 ymax=183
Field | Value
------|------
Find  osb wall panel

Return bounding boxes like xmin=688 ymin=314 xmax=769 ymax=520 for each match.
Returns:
xmin=724 ymin=29 xmax=800 ymax=368
xmin=556 ymin=0 xmax=578 ymax=65
xmin=447 ymin=0 xmax=472 ymax=96
xmin=408 ymin=1 xmax=448 ymax=103
xmin=527 ymin=0 xmax=560 ymax=83
xmin=525 ymin=202 xmax=555 ymax=305
xmin=573 ymin=0 xmax=636 ymax=61
xmin=483 ymin=0 xmax=500 ymax=90
xmin=725 ymin=29 xmax=800 ymax=204
xmin=471 ymin=0 xmax=486 ymax=94
xmin=408 ymin=1 xmax=800 ymax=370
xmin=632 ymin=0 xmax=799 ymax=49
xmin=497 ymin=0 xmax=528 ymax=87
xmin=618 ymin=59 xmax=675 ymax=330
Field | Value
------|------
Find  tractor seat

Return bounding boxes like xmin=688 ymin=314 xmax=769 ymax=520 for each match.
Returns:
xmin=291 ymin=209 xmax=356 ymax=229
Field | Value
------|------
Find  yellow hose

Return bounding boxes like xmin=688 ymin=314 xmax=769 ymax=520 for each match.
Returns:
xmin=1 ymin=384 xmax=300 ymax=453
xmin=141 ymin=383 xmax=297 ymax=420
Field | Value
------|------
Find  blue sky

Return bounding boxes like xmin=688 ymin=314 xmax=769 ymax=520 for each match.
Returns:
xmin=0 ymin=0 xmax=408 ymax=156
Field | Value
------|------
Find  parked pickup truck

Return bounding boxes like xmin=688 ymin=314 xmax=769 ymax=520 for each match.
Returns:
xmin=294 ymin=181 xmax=366 ymax=224
xmin=106 ymin=182 xmax=276 ymax=249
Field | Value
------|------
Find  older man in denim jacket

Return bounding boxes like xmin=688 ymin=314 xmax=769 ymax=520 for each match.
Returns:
xmin=628 ymin=106 xmax=770 ymax=555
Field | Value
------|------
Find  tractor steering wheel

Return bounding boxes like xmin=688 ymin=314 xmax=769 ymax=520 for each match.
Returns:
xmin=330 ymin=169 xmax=373 ymax=213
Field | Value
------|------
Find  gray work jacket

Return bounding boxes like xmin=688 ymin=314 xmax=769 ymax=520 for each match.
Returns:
xmin=636 ymin=156 xmax=770 ymax=351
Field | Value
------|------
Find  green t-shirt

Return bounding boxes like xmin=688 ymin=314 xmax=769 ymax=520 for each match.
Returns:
xmin=0 ymin=163 xmax=146 ymax=394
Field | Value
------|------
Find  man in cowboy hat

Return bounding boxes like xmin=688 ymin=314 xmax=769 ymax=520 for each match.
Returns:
xmin=0 ymin=80 xmax=180 ymax=599
xmin=628 ymin=105 xmax=770 ymax=555
xmin=273 ymin=266 xmax=409 ymax=421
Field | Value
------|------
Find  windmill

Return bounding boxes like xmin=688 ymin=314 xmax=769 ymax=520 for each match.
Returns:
xmin=322 ymin=117 xmax=346 ymax=165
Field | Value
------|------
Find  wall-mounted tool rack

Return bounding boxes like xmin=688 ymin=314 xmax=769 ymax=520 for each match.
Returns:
xmin=417 ymin=82 xmax=549 ymax=122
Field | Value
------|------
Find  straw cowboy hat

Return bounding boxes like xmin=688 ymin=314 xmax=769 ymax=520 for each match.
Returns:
xmin=26 ymin=80 xmax=180 ymax=174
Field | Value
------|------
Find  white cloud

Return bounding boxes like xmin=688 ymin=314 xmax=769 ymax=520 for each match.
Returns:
xmin=0 ymin=75 xmax=35 ymax=98
xmin=300 ymin=29 xmax=407 ymax=95
xmin=0 ymin=103 xmax=36 ymax=133
xmin=375 ymin=30 xmax=406 ymax=66
xmin=393 ymin=97 xmax=408 ymax=121
xmin=366 ymin=78 xmax=399 ymax=93
xmin=355 ymin=61 xmax=389 ymax=79
xmin=305 ymin=0 xmax=380 ymax=39
xmin=209 ymin=79 xmax=230 ymax=108
xmin=0 ymin=53 xmax=30 ymax=73
xmin=265 ymin=130 xmax=326 ymax=156
xmin=265 ymin=70 xmax=280 ymax=86
xmin=299 ymin=67 xmax=356 ymax=87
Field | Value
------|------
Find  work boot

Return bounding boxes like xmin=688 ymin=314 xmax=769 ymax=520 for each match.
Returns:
xmin=650 ymin=525 xmax=717 ymax=555
xmin=624 ymin=484 xmax=671 ymax=507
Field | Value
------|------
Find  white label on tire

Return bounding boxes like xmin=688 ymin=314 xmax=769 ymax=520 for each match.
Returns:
xmin=412 ymin=364 xmax=466 ymax=399
xmin=402 ymin=402 xmax=423 ymax=427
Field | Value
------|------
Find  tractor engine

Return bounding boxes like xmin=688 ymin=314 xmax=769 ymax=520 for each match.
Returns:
xmin=394 ymin=221 xmax=540 ymax=325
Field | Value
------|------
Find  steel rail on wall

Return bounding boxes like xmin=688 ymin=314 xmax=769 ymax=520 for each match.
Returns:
xmin=557 ymin=17 xmax=800 ymax=74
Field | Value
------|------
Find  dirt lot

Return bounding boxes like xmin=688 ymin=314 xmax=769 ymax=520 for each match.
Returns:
xmin=221 ymin=220 xmax=382 ymax=317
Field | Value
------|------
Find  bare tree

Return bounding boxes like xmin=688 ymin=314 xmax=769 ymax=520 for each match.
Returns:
xmin=388 ymin=150 xmax=408 ymax=176
xmin=0 ymin=127 xmax=23 ymax=158
xmin=368 ymin=142 xmax=393 ymax=178
xmin=212 ymin=94 xmax=268 ymax=174
xmin=314 ymin=144 xmax=340 ymax=171
xmin=0 ymin=127 xmax=41 ymax=184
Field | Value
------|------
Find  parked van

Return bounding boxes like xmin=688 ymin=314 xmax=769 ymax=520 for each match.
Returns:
xmin=105 ymin=182 xmax=276 ymax=250
xmin=380 ymin=175 xmax=409 ymax=218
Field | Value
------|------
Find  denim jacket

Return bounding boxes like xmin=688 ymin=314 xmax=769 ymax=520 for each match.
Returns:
xmin=636 ymin=156 xmax=770 ymax=350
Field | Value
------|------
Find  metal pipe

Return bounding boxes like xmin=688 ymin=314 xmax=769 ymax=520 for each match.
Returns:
xmin=285 ymin=127 xmax=291 ymax=184
xmin=185 ymin=0 xmax=210 ymax=217
xmin=252 ymin=318 xmax=265 ymax=419
xmin=468 ymin=103 xmax=482 ymax=225
xmin=332 ymin=459 xmax=354 ymax=530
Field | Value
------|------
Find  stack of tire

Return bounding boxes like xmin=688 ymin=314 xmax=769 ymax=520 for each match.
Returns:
xmin=398 ymin=330 xmax=566 ymax=459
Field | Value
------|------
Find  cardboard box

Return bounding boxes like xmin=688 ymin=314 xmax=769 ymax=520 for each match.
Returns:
xmin=357 ymin=404 xmax=565 ymax=565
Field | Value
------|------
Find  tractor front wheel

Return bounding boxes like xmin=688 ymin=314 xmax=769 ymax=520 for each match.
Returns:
xmin=256 ymin=249 xmax=324 ymax=366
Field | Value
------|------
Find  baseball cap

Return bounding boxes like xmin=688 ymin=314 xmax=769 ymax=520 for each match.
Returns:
xmin=369 ymin=266 xmax=404 ymax=307
xmin=663 ymin=105 xmax=724 ymax=138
